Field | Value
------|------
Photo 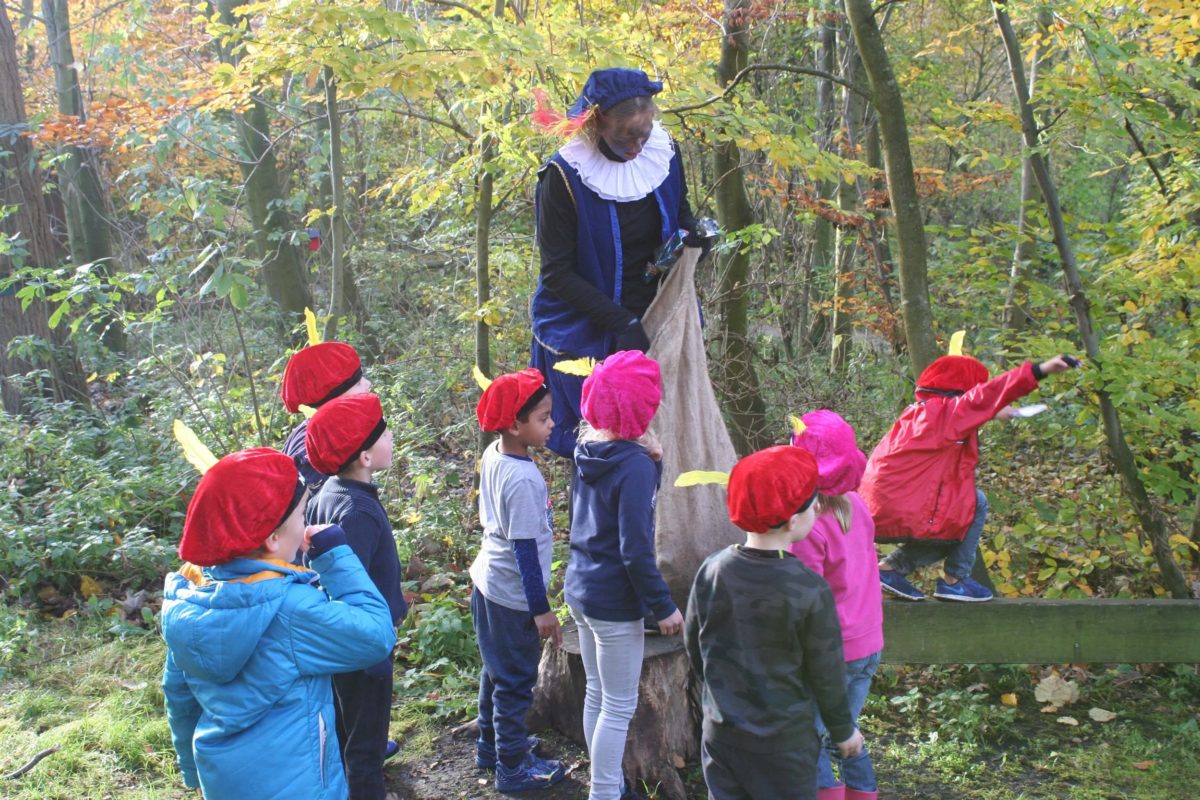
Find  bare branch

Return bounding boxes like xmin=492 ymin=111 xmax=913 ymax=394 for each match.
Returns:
xmin=662 ymin=62 xmax=869 ymax=116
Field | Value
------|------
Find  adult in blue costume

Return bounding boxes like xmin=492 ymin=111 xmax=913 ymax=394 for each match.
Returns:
xmin=531 ymin=68 xmax=700 ymax=457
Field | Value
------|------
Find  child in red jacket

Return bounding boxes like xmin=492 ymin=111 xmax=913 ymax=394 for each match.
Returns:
xmin=859 ymin=354 xmax=1078 ymax=602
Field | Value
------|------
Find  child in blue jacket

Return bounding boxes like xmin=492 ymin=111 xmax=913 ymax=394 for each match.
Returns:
xmin=565 ymin=351 xmax=683 ymax=800
xmin=162 ymin=447 xmax=395 ymax=800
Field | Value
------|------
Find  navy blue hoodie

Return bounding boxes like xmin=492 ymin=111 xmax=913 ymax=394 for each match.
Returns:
xmin=565 ymin=440 xmax=678 ymax=622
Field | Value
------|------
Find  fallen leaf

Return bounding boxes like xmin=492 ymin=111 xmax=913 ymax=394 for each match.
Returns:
xmin=1034 ymin=674 xmax=1080 ymax=706
xmin=672 ymin=754 xmax=685 ymax=769
xmin=119 ymin=680 xmax=147 ymax=691
xmin=1000 ymin=693 xmax=1018 ymax=707
xmin=1056 ymin=716 xmax=1079 ymax=726
xmin=1132 ymin=761 xmax=1154 ymax=770
xmin=80 ymin=575 xmax=104 ymax=599
xmin=1040 ymin=704 xmax=1060 ymax=714
xmin=1088 ymin=707 xmax=1117 ymax=723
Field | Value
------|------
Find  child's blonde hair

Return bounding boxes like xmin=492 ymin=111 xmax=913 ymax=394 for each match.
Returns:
xmin=577 ymin=420 xmax=659 ymax=453
xmin=815 ymin=492 xmax=853 ymax=534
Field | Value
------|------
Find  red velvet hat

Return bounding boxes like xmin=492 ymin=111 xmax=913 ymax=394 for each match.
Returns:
xmin=916 ymin=355 xmax=990 ymax=396
xmin=179 ymin=448 xmax=304 ymax=566
xmin=476 ymin=368 xmax=547 ymax=432
xmin=726 ymin=446 xmax=820 ymax=533
xmin=280 ymin=342 xmax=363 ymax=413
xmin=305 ymin=393 xmax=387 ymax=476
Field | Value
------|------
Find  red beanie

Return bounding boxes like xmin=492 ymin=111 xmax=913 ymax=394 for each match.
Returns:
xmin=916 ymin=355 xmax=990 ymax=396
xmin=305 ymin=393 xmax=387 ymax=476
xmin=726 ymin=446 xmax=819 ymax=533
xmin=280 ymin=342 xmax=363 ymax=413
xmin=179 ymin=448 xmax=304 ymax=566
xmin=476 ymin=368 xmax=547 ymax=432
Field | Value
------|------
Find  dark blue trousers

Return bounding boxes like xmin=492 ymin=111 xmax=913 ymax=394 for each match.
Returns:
xmin=471 ymin=587 xmax=541 ymax=762
xmin=333 ymin=667 xmax=392 ymax=800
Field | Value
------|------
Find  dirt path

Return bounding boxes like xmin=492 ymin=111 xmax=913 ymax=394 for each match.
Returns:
xmin=385 ymin=729 xmax=592 ymax=800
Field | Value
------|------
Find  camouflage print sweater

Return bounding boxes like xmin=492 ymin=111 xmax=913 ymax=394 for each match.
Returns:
xmin=684 ymin=545 xmax=854 ymax=753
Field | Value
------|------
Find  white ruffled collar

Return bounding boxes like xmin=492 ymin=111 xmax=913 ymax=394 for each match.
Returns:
xmin=558 ymin=121 xmax=674 ymax=202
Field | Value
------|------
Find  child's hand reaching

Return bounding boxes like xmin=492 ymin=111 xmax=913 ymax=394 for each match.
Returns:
xmin=1038 ymin=354 xmax=1082 ymax=375
xmin=534 ymin=611 xmax=563 ymax=648
xmin=835 ymin=728 xmax=865 ymax=759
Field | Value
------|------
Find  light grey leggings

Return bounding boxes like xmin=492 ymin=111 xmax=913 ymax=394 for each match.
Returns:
xmin=570 ymin=606 xmax=644 ymax=800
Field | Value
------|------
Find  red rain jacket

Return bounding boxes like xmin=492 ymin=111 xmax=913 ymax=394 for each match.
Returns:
xmin=861 ymin=362 xmax=1040 ymax=542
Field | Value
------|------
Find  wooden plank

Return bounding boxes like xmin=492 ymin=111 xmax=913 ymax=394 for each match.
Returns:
xmin=882 ymin=599 xmax=1200 ymax=664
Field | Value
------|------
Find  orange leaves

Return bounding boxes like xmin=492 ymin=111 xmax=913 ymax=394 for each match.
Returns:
xmin=29 ymin=96 xmax=179 ymax=151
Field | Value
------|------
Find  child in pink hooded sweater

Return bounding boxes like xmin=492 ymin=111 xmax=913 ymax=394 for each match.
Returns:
xmin=790 ymin=410 xmax=883 ymax=800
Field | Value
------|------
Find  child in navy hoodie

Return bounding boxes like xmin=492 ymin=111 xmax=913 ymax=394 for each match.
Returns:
xmin=565 ymin=350 xmax=683 ymax=800
xmin=305 ymin=393 xmax=407 ymax=800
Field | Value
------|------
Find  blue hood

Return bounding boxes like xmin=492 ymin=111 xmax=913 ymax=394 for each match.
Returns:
xmin=162 ymin=559 xmax=319 ymax=727
xmin=575 ymin=439 xmax=648 ymax=484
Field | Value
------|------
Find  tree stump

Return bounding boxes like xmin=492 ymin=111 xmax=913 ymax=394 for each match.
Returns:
xmin=529 ymin=621 xmax=697 ymax=800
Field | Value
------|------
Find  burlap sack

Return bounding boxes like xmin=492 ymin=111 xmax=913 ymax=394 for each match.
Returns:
xmin=642 ymin=248 xmax=744 ymax=611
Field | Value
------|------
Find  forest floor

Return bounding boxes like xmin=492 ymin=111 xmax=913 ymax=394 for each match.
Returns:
xmin=381 ymin=662 xmax=1200 ymax=800
xmin=0 ymin=606 xmax=1196 ymax=800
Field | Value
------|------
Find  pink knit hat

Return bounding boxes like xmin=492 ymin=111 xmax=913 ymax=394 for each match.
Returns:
xmin=580 ymin=350 xmax=662 ymax=439
xmin=790 ymin=409 xmax=867 ymax=495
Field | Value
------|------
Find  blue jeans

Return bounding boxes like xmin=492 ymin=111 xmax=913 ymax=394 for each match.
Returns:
xmin=815 ymin=651 xmax=880 ymax=791
xmin=471 ymin=588 xmax=541 ymax=763
xmin=884 ymin=489 xmax=988 ymax=579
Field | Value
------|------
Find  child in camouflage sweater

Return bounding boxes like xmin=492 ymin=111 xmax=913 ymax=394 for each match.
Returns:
xmin=685 ymin=446 xmax=864 ymax=800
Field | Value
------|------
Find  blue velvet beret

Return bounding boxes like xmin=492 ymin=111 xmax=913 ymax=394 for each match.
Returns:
xmin=568 ymin=68 xmax=663 ymax=117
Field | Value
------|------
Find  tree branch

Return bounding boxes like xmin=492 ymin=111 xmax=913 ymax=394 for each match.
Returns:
xmin=5 ymin=745 xmax=60 ymax=780
xmin=663 ymin=62 xmax=869 ymax=116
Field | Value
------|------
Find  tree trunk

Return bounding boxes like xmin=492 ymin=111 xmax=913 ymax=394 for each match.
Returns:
xmin=0 ymin=3 xmax=86 ymax=412
xmin=844 ymin=0 xmax=940 ymax=375
xmin=807 ymin=4 xmax=838 ymax=356
xmin=322 ymin=66 xmax=346 ymax=342
xmin=1001 ymin=6 xmax=1051 ymax=334
xmin=313 ymin=93 xmax=364 ymax=331
xmin=41 ymin=0 xmax=125 ymax=352
xmin=713 ymin=0 xmax=770 ymax=455
xmin=993 ymin=1 xmax=1193 ymax=599
xmin=530 ymin=624 xmax=695 ymax=800
xmin=214 ymin=0 xmax=311 ymax=322
xmin=831 ymin=20 xmax=865 ymax=372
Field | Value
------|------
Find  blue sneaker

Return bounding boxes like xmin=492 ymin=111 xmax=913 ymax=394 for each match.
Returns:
xmin=934 ymin=576 xmax=993 ymax=602
xmin=495 ymin=751 xmax=565 ymax=793
xmin=476 ymin=735 xmax=542 ymax=770
xmin=383 ymin=739 xmax=400 ymax=761
xmin=880 ymin=570 xmax=925 ymax=601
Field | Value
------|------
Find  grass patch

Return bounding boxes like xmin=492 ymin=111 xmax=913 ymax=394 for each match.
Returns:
xmin=0 ymin=607 xmax=186 ymax=799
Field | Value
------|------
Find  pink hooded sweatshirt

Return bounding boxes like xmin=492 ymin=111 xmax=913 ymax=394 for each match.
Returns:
xmin=789 ymin=492 xmax=884 ymax=662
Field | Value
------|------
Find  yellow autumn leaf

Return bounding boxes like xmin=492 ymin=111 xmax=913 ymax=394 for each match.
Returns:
xmin=298 ymin=405 xmax=317 ymax=419
xmin=789 ymin=415 xmax=807 ymax=437
xmin=675 ymin=470 xmax=730 ymax=488
xmin=472 ymin=365 xmax=492 ymax=391
xmin=1001 ymin=693 xmax=1018 ymax=707
xmin=79 ymin=575 xmax=103 ymax=599
xmin=553 ymin=357 xmax=597 ymax=377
